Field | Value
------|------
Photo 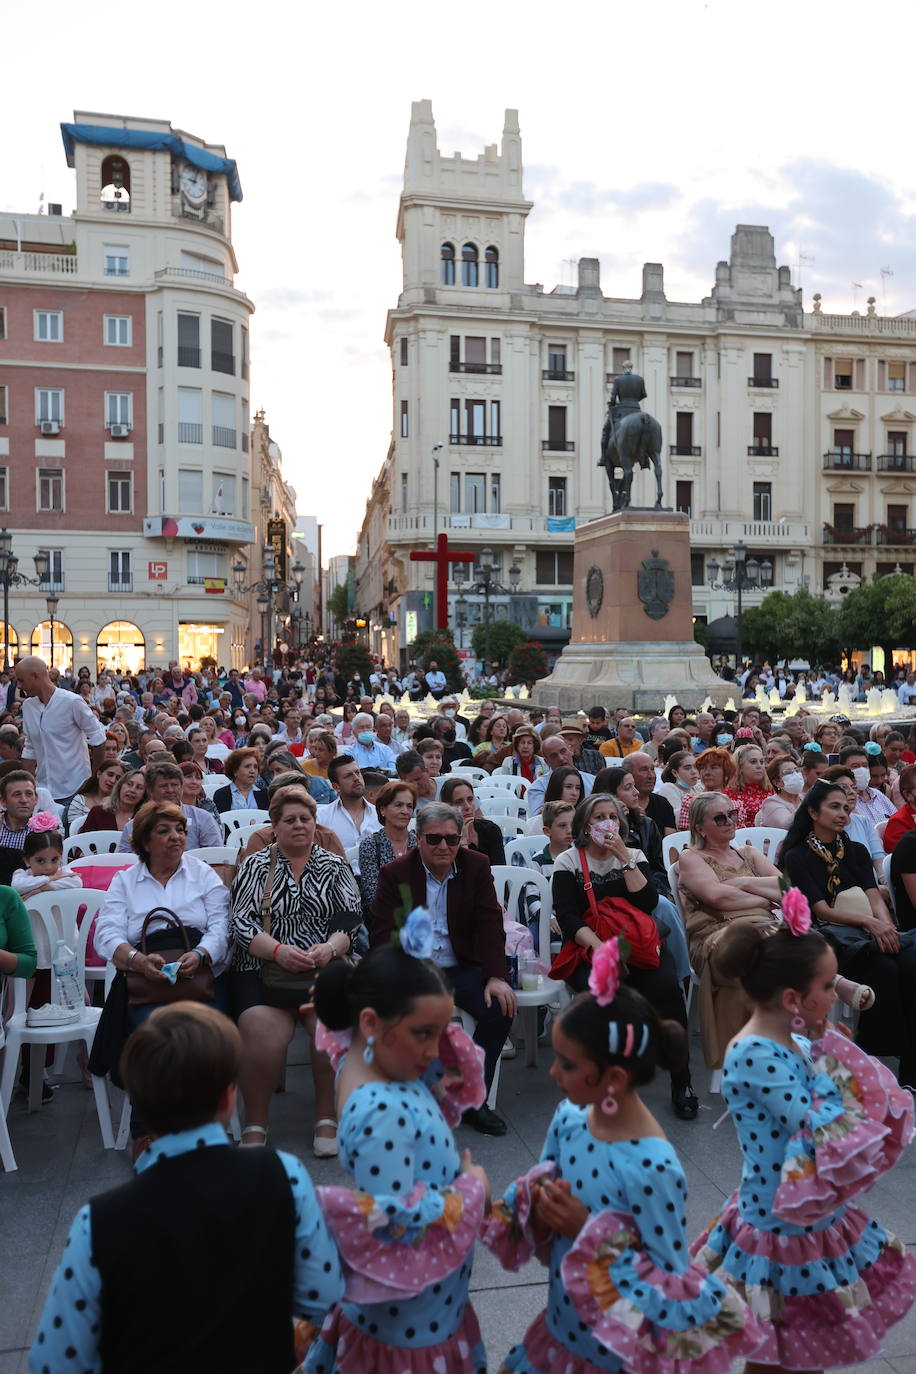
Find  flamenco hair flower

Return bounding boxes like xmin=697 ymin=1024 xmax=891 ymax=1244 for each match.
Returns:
xmin=27 ymin=811 xmax=60 ymax=834
xmin=864 ymin=740 xmax=883 ymax=756
xmin=399 ymin=906 xmax=435 ymax=960
xmin=805 ymin=741 xmax=822 ymax=753
xmin=780 ymin=886 xmax=812 ymax=937
xmin=588 ymin=938 xmax=621 ymax=1007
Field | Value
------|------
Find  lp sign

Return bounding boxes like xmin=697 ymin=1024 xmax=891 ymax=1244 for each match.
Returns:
xmin=148 ymin=562 xmax=168 ymax=580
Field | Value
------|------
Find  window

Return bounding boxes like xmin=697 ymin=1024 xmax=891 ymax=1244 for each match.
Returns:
xmin=465 ymin=473 xmax=486 ymax=514
xmin=109 ymin=551 xmax=132 ymax=592
xmin=449 ymin=398 xmax=460 ymax=442
xmin=37 ymin=549 xmax=63 ymax=590
xmin=888 ymin=504 xmax=909 ymax=532
xmin=691 ymin=555 xmax=705 ymax=587
xmin=888 ymin=362 xmax=906 ymax=392
xmin=103 ymin=247 xmax=129 ymax=277
xmin=832 ymin=502 xmax=855 ymax=530
xmin=400 ymin=473 xmax=408 ymax=513
xmin=449 ymin=472 xmax=461 ymax=513
xmin=834 ymin=358 xmax=853 ymax=390
xmin=0 ymin=467 xmax=8 ymax=509
xmin=675 ymin=350 xmax=694 ymax=378
xmin=178 ymin=313 xmax=201 ymax=368
xmin=0 ymin=385 xmax=6 ymax=425
xmin=400 ymin=400 xmax=409 ymax=438
xmin=490 ymin=338 xmax=501 ymax=365
xmin=753 ymin=482 xmax=772 ymax=521
xmin=37 ymin=469 xmax=63 ymax=512
xmin=490 ymin=473 xmax=501 ymax=513
xmin=465 ymin=336 xmax=487 ymax=368
xmin=241 ymin=476 xmax=249 ymax=518
xmin=612 ymin=347 xmax=631 ymax=373
xmin=100 ymin=154 xmax=131 ymax=209
xmin=34 ymin=311 xmax=62 ymax=342
xmin=399 ymin=337 xmax=408 ymax=366
xmin=675 ymin=480 xmax=693 ymax=515
xmin=178 ymin=388 xmax=202 ymax=443
xmin=548 ymin=476 xmax=567 ymax=518
xmin=450 ymin=336 xmax=460 ymax=366
xmin=490 ymin=400 xmax=501 ymax=440
xmin=211 ymin=319 xmax=234 ymax=374
xmin=178 ymin=468 xmax=204 ymax=514
xmin=0 ymin=306 xmax=6 ymax=339
xmin=547 ymin=346 xmax=567 ymax=375
xmin=535 ymin=550 xmax=574 ymax=584
xmin=241 ymin=326 xmax=249 ymax=381
xmin=159 ymin=469 xmax=165 ymax=512
xmin=212 ymin=392 xmax=236 ymax=448
xmin=107 ymin=471 xmax=133 ymax=513
xmin=674 ymin=412 xmax=694 ymax=453
xmin=484 ymin=245 xmax=499 ymax=288
xmin=105 ymin=392 xmax=132 ymax=428
xmin=461 ymin=243 xmax=478 ymax=288
xmin=752 ymin=413 xmax=773 ymax=450
xmin=440 ymin=243 xmax=455 ymax=286
xmin=547 ymin=406 xmax=568 ymax=450
xmin=833 ymin=428 xmax=854 ymax=459
xmin=888 ymin=431 xmax=908 ymax=456
xmin=104 ymin=315 xmax=131 ymax=346
xmin=466 ymin=400 xmax=485 ymax=441
xmin=211 ymin=473 xmax=236 ymax=515
xmin=752 ymin=352 xmax=773 ymax=384
xmin=187 ymin=550 xmax=221 ymax=583
xmin=36 ymin=388 xmax=63 ymax=424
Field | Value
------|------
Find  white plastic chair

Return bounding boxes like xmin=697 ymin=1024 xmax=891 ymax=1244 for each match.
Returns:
xmin=876 ymin=819 xmax=888 ymax=842
xmin=201 ymin=774 xmax=223 ymax=798
xmin=69 ymin=853 xmax=138 ymax=872
xmin=0 ymin=990 xmax=17 ymax=1170
xmin=186 ymin=845 xmax=241 ymax=867
xmin=480 ymin=774 xmax=530 ymax=797
xmin=222 ymin=810 xmax=270 ymax=836
xmin=505 ymin=836 xmax=549 ymax=867
xmin=29 ymin=888 xmax=109 ymax=1010
xmin=489 ymin=865 xmax=562 ymax=1066
xmin=1 ymin=902 xmax=114 ymax=1146
xmin=345 ymin=844 xmax=360 ymax=869
xmin=447 ymin=764 xmax=490 ymax=784
xmin=63 ymin=831 xmax=123 ymax=862
xmin=662 ymin=831 xmax=692 ymax=880
xmin=454 ymin=1010 xmax=501 ymax=1111
xmin=206 ymin=742 xmax=230 ymax=761
xmin=734 ymin=827 xmax=785 ymax=863
xmin=479 ymin=797 xmax=525 ymax=822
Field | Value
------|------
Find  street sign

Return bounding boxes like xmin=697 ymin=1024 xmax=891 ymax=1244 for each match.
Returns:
xmin=148 ymin=561 xmax=168 ymax=579
xmin=267 ymin=518 xmax=287 ymax=582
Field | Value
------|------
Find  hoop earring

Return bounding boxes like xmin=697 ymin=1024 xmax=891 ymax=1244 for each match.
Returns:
xmin=601 ymin=1088 xmax=618 ymax=1116
xmin=791 ymin=1015 xmax=805 ymax=1033
xmin=363 ymin=1035 xmax=375 ymax=1065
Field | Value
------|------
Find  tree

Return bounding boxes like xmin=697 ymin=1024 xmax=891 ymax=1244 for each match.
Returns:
xmin=739 ymin=589 xmax=840 ymax=666
xmin=739 ymin=592 xmax=794 ymax=663
xmin=507 ymin=640 xmax=549 ymax=686
xmin=327 ymin=583 xmax=350 ymax=624
xmin=835 ymin=574 xmax=912 ymax=669
xmin=337 ymin=640 xmax=373 ymax=686
xmin=471 ymin=618 xmax=527 ymax=667
xmin=409 ymin=628 xmax=464 ymax=692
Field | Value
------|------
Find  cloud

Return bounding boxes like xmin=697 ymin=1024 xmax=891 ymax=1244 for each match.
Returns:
xmin=256 ymin=287 xmax=332 ymax=309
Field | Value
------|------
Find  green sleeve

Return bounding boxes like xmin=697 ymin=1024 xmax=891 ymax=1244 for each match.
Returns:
xmin=1 ymin=888 xmax=37 ymax=978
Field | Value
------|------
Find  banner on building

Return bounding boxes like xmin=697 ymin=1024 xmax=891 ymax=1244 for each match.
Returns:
xmin=267 ymin=518 xmax=288 ymax=582
xmin=203 ymin=578 xmax=226 ymax=594
xmin=144 ymin=516 xmax=255 ymax=542
xmin=546 ymin=516 xmax=576 ymax=533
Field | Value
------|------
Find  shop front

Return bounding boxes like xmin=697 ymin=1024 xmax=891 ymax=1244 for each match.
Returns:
xmin=179 ymin=622 xmax=226 ymax=671
xmin=97 ymin=621 xmax=146 ymax=675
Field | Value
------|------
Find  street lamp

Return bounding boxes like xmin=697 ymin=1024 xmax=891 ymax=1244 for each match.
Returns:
xmin=0 ymin=531 xmax=52 ymax=671
xmin=707 ymin=540 xmax=773 ymax=669
xmin=454 ymin=547 xmax=522 ymax=675
xmin=45 ymin=593 xmax=59 ymax=669
xmin=234 ymin=550 xmax=306 ymax=670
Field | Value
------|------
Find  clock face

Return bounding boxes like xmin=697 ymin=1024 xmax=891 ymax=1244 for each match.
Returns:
xmin=180 ymin=164 xmax=207 ymax=201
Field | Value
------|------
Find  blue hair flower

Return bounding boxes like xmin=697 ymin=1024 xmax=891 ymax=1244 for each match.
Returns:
xmin=864 ymin=740 xmax=882 ymax=756
xmin=400 ymin=907 xmax=434 ymax=960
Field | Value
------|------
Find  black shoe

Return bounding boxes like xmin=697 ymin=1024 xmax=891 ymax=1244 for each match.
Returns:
xmin=462 ymin=1105 xmax=508 ymax=1136
xmin=18 ymin=1073 xmax=54 ymax=1105
xmin=671 ymin=1080 xmax=699 ymax=1120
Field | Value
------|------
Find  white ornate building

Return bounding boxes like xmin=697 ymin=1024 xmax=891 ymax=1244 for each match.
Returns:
xmin=355 ymin=101 xmax=916 ymax=668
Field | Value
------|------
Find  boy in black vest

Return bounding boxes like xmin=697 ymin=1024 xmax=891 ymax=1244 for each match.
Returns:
xmin=30 ymin=1003 xmax=343 ymax=1374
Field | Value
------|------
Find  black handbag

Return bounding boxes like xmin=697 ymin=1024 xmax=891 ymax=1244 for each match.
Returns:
xmin=125 ymin=909 xmax=214 ymax=1006
xmin=816 ymin=922 xmax=876 ymax=958
xmin=258 ymin=846 xmax=317 ymax=1010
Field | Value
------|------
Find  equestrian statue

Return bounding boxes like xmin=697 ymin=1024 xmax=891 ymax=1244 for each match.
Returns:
xmin=598 ymin=362 xmax=664 ymax=511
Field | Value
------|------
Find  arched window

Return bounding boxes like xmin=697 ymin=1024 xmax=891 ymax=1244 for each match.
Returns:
xmin=97 ymin=621 xmax=146 ymax=675
xmin=461 ymin=243 xmax=479 ymax=288
xmin=440 ymin=242 xmax=455 ymax=286
xmin=485 ymin=245 xmax=499 ymax=288
xmin=31 ymin=620 xmax=73 ymax=672
xmin=100 ymin=154 xmax=131 ymax=212
xmin=0 ymin=624 xmax=18 ymax=669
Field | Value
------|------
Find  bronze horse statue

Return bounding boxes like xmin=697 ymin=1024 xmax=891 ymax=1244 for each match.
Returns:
xmin=599 ymin=403 xmax=664 ymax=511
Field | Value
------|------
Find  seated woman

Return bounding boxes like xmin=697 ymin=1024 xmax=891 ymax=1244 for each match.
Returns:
xmin=551 ymin=793 xmax=698 ymax=1119
xmin=724 ymin=741 xmax=773 ymax=827
xmin=81 ymin=768 xmax=147 ymax=835
xmin=263 ymin=743 xmax=334 ymax=804
xmin=301 ymin=728 xmax=336 ymax=780
xmin=179 ymin=762 xmax=221 ymax=822
xmin=654 ymin=748 xmax=700 ymax=814
xmin=439 ymin=774 xmax=506 ymax=866
xmin=356 ymin=779 xmax=417 ymax=913
xmin=238 ymin=774 xmax=347 ymax=861
xmin=65 ymin=760 xmax=126 ymax=835
xmin=821 ymin=764 xmax=887 ymax=889
xmin=676 ymin=745 xmax=736 ymax=829
xmin=782 ymin=778 xmax=916 ymax=1084
xmin=525 ymin=764 xmax=585 ymax=833
xmin=883 ymin=763 xmax=916 ymax=853
xmin=801 ymin=744 xmax=829 ymax=791
xmin=754 ymin=754 xmax=805 ymax=830
xmin=494 ymin=725 xmax=549 ymax=784
xmin=212 ymin=748 xmax=269 ymax=814
xmin=229 ymin=786 xmax=363 ymax=1155
xmin=473 ymin=712 xmax=511 ymax=768
xmin=677 ymin=793 xmax=783 ymax=1070
xmin=188 ymin=727 xmax=224 ymax=776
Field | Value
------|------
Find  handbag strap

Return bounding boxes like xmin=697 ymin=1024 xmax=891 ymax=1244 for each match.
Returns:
xmin=139 ymin=907 xmax=189 ymax=952
xmin=577 ymin=846 xmax=600 ymax=924
xmin=260 ymin=844 xmax=280 ymax=936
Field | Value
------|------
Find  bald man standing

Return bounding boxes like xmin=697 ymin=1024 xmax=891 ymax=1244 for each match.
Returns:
xmin=15 ymin=656 xmax=106 ymax=806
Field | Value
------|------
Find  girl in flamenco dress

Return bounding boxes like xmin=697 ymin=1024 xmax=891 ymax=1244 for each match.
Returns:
xmin=306 ymin=913 xmax=492 ymax=1374
xmin=692 ymin=890 xmax=916 ymax=1373
xmin=482 ymin=936 xmax=765 ymax=1374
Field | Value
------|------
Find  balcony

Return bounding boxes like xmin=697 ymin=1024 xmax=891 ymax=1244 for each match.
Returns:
xmin=449 ymin=361 xmax=502 ymax=374
xmin=188 ymin=575 xmax=220 ymax=585
xmin=108 ymin=576 xmax=133 ymax=593
xmin=670 ymin=444 xmax=701 ymax=456
xmin=690 ymin=517 xmax=810 ymax=545
xmin=823 ymin=524 xmax=873 ymax=546
xmin=542 ymin=439 xmax=574 ymax=451
xmin=670 ymin=376 xmax=701 ymax=388
xmin=0 ymin=250 xmax=78 ymax=276
xmin=154 ymin=266 xmax=233 ymax=287
xmin=748 ymin=376 xmax=779 ymax=387
xmin=211 ymin=351 xmax=235 ymax=375
xmin=449 ymin=434 xmax=502 ymax=446
xmin=178 ymin=422 xmax=203 ymax=444
xmin=178 ymin=346 xmax=201 ymax=368
xmin=748 ymin=444 xmax=779 ymax=456
xmin=542 ymin=369 xmax=575 ymax=381
xmin=876 ymin=526 xmax=916 ymax=546
xmin=877 ymin=453 xmax=916 ymax=472
xmin=212 ymin=426 xmax=236 ymax=449
xmin=823 ymin=451 xmax=872 ymax=471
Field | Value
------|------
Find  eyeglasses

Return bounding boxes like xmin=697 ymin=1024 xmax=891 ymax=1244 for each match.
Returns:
xmin=421 ymin=832 xmax=461 ymax=847
xmin=710 ymin=810 xmax=737 ymax=826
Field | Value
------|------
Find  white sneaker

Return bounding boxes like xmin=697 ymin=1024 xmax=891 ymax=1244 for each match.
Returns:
xmin=500 ymin=1037 xmax=517 ymax=1060
xmin=26 ymin=1004 xmax=80 ymax=1028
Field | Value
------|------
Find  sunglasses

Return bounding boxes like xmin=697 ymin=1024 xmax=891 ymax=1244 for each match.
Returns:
xmin=710 ymin=810 xmax=737 ymax=826
xmin=422 ymin=832 xmax=461 ymax=847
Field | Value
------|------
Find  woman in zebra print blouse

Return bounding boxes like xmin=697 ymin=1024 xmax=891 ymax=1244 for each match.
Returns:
xmin=229 ymin=786 xmax=363 ymax=1155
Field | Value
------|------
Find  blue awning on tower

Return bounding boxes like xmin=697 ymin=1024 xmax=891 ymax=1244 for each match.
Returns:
xmin=60 ymin=124 xmax=243 ymax=201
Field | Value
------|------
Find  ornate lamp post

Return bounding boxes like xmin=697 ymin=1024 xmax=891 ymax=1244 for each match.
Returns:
xmin=707 ymin=540 xmax=773 ymax=669
xmin=0 ymin=531 xmax=51 ymax=670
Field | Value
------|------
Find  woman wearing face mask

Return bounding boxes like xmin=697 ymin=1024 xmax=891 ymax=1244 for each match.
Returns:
xmin=550 ymin=794 xmax=699 ymax=1118
xmin=654 ymin=749 xmax=700 ymax=814
xmin=230 ymin=710 xmax=250 ymax=747
xmin=755 ymin=755 xmax=805 ymax=829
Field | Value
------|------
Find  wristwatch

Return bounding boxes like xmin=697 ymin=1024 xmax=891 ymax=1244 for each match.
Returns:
xmin=623 ymin=859 xmax=637 ymax=871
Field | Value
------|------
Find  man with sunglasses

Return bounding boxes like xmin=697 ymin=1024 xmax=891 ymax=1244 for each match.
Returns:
xmin=369 ymin=801 xmax=516 ymax=1136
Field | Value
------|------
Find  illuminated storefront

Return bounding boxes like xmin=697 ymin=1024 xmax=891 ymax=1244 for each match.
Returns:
xmin=97 ymin=621 xmax=146 ymax=675
xmin=31 ymin=621 xmax=73 ymax=673
xmin=179 ymin=623 xmax=225 ymax=670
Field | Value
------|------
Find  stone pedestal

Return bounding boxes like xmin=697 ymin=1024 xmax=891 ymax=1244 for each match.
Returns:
xmin=536 ymin=510 xmax=730 ymax=712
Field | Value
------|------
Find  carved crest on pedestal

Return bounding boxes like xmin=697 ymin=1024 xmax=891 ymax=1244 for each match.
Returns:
xmin=638 ymin=549 xmax=674 ymax=620
xmin=585 ymin=566 xmax=604 ymax=618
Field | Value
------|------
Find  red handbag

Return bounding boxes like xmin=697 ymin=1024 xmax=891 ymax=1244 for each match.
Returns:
xmin=549 ymin=848 xmax=661 ymax=980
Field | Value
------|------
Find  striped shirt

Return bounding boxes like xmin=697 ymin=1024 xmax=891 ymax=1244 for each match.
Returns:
xmin=229 ymin=845 xmax=363 ymax=972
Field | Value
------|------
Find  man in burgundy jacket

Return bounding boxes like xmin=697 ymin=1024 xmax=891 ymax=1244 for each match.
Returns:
xmin=369 ymin=801 xmax=516 ymax=1135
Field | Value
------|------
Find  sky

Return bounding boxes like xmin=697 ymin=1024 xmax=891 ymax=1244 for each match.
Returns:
xmin=4 ymin=0 xmax=916 ymax=563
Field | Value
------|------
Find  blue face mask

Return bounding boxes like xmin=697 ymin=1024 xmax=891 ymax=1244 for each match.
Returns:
xmin=692 ymin=737 xmax=705 ymax=753
xmin=357 ymin=731 xmax=375 ymax=747
xmin=716 ymin=733 xmax=732 ymax=747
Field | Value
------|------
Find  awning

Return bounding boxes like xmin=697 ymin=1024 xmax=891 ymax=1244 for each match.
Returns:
xmin=60 ymin=123 xmax=243 ymax=201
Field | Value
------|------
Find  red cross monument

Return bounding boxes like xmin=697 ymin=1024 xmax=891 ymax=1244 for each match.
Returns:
xmin=409 ymin=533 xmax=475 ymax=630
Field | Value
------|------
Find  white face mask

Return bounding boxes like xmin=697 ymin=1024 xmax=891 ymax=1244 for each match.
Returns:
xmin=781 ymin=771 xmax=804 ymax=795
xmin=852 ymin=767 xmax=871 ymax=791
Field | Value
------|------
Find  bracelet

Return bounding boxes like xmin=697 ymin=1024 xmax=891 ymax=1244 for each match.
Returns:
xmin=194 ymin=948 xmax=206 ymax=966
xmin=271 ymin=940 xmax=282 ymax=963
xmin=126 ymin=948 xmax=140 ymax=965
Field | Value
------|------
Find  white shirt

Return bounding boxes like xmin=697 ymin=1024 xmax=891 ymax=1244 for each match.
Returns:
xmin=21 ymin=688 xmax=107 ymax=799
xmin=316 ymin=797 xmax=381 ymax=858
xmin=93 ymin=855 xmax=231 ymax=972
xmin=899 ymin=681 xmax=916 ymax=704
xmin=424 ymin=861 xmax=457 ymax=967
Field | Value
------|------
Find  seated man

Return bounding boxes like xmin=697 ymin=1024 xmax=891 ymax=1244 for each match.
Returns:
xmin=395 ymin=749 xmax=437 ymax=809
xmin=118 ymin=761 xmax=222 ymax=852
xmin=30 ymin=1003 xmax=343 ymax=1373
xmin=369 ymin=801 xmax=516 ymax=1136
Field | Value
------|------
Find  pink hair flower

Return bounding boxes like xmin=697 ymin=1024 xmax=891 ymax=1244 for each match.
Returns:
xmin=588 ymin=938 xmax=621 ymax=1007
xmin=27 ymin=811 xmax=61 ymax=834
xmin=781 ymin=886 xmax=812 ymax=937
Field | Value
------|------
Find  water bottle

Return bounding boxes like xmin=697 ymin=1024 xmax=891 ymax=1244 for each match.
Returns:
xmin=52 ymin=939 xmax=82 ymax=1014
